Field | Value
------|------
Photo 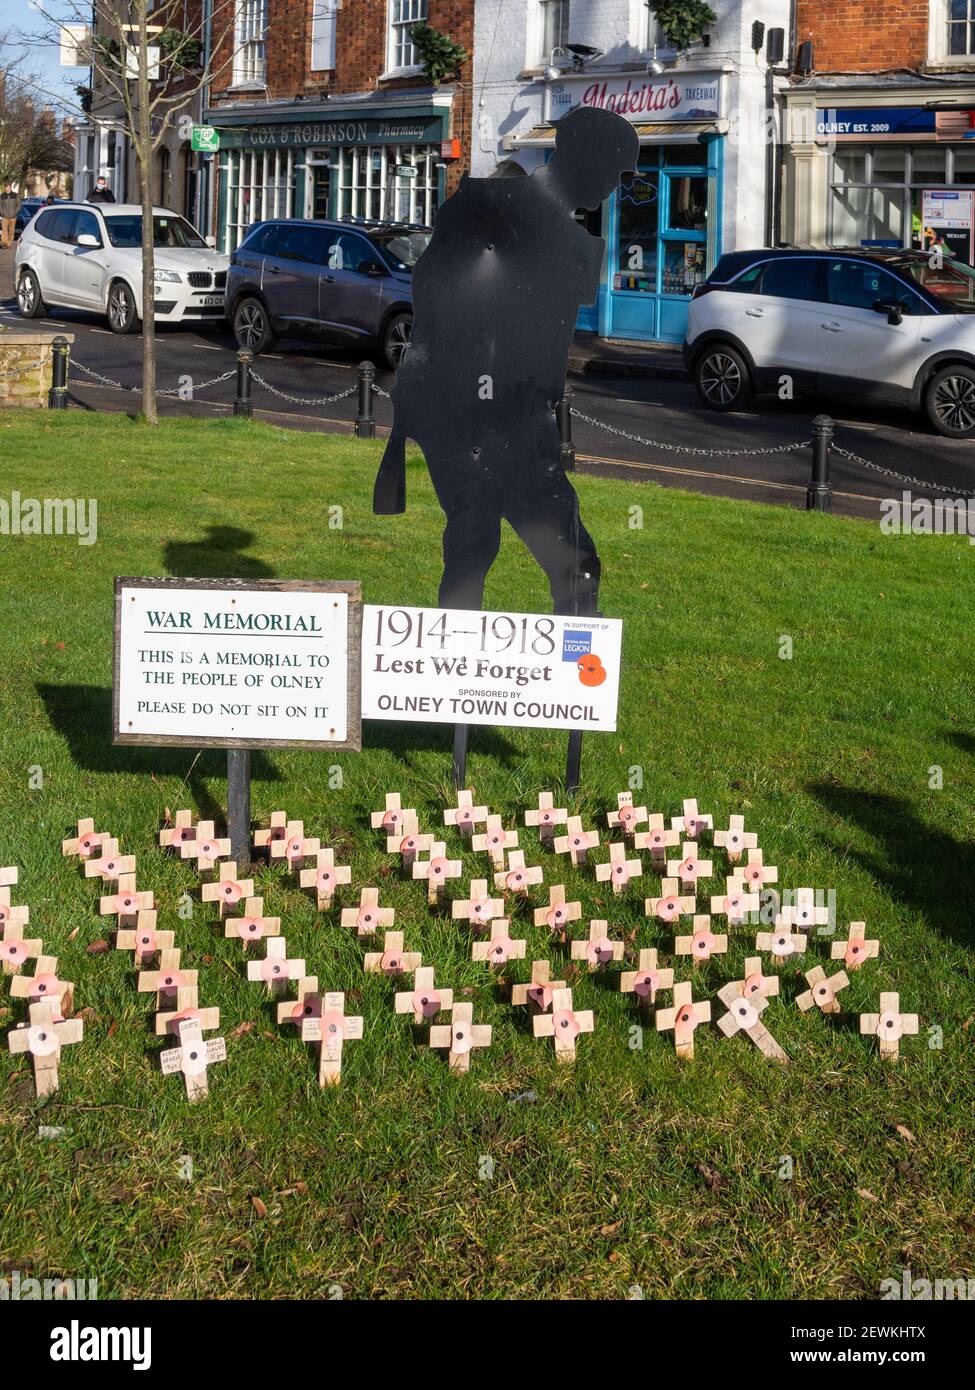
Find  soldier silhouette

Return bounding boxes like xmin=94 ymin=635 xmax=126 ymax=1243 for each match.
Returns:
xmin=372 ymin=105 xmax=640 ymax=616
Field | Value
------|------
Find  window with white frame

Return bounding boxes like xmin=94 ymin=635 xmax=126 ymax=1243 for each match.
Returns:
xmin=540 ymin=0 xmax=570 ymax=61
xmin=310 ymin=0 xmax=338 ymax=71
xmin=224 ymin=148 xmax=295 ymax=250
xmin=233 ymin=0 xmax=268 ymax=86
xmin=645 ymin=2 xmax=666 ymax=50
xmin=388 ymin=0 xmax=428 ymax=72
xmin=336 ymin=144 xmax=439 ymax=224
xmin=948 ymin=0 xmax=975 ymax=54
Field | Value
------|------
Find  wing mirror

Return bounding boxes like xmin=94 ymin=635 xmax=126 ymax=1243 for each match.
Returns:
xmin=76 ymin=233 xmax=100 ymax=248
xmin=205 ymin=234 xmax=217 ymax=248
xmin=874 ymin=298 xmax=904 ymax=326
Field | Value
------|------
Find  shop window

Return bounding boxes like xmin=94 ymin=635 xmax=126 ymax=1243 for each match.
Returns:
xmin=665 ymin=144 xmax=707 ymax=167
xmin=832 ymin=150 xmax=868 ymax=184
xmin=388 ymin=0 xmax=427 ymax=71
xmin=872 ymin=147 xmax=906 ymax=181
xmin=830 ymin=184 xmax=905 ymax=247
xmin=910 ymin=147 xmax=948 ymax=184
xmin=948 ymin=0 xmax=975 ymax=56
xmin=615 ymin=168 xmax=659 ymax=293
xmin=952 ymin=146 xmax=975 ymax=179
xmin=668 ymin=176 xmax=708 ymax=231
xmin=540 ymin=0 xmax=570 ymax=62
xmin=336 ymin=144 xmax=438 ymax=225
xmin=233 ymin=0 xmax=268 ymax=86
xmin=224 ymin=149 xmax=295 ymax=251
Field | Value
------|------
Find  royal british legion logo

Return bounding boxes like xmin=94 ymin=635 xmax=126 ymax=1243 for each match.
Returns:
xmin=562 ymin=630 xmax=592 ymax=662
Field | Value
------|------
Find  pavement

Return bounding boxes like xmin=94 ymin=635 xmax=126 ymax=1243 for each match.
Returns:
xmin=3 ymin=243 xmax=975 ymax=524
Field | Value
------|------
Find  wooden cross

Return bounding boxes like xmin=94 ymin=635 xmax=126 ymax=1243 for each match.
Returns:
xmin=201 ymin=861 xmax=255 ymax=917
xmin=100 ymin=873 xmax=153 ymax=925
xmin=160 ymin=1017 xmax=226 ymax=1101
xmin=158 ymin=809 xmax=197 ymax=851
xmin=472 ymin=918 xmax=526 ymax=967
xmin=394 ymin=966 xmax=453 ymax=1023
xmin=224 ymin=896 xmax=281 ymax=946
xmin=796 ymin=965 xmax=850 ymax=1015
xmin=153 ymin=999 xmax=221 ymax=1038
xmin=511 ymin=959 xmax=565 ymax=1012
xmin=780 ymin=887 xmax=830 ymax=935
xmin=1 ymin=920 xmax=42 ymax=974
xmin=253 ymin=810 xmax=289 ymax=851
xmin=83 ymin=839 xmax=135 ymax=883
xmin=340 ymin=887 xmax=394 ymax=937
xmin=832 ymin=921 xmax=880 ymax=971
xmin=633 ymin=815 xmax=679 ymax=868
xmin=364 ymin=930 xmax=421 ymax=978
xmin=0 ymin=891 xmax=29 ymax=935
xmin=443 ymin=789 xmax=488 ymax=837
xmin=277 ymin=976 xmax=321 ymax=1028
xmin=138 ymin=950 xmax=196 ymax=1012
xmin=620 ymin=949 xmax=673 ymax=1009
xmin=533 ymin=884 xmax=582 ymax=933
xmin=370 ymin=793 xmax=416 ymax=836
xmin=269 ymin=821 xmax=320 ymax=872
xmin=607 ymin=792 xmax=648 ymax=838
xmin=656 ymin=981 xmax=711 ymax=1059
xmin=8 ymin=999 xmax=83 ymax=1098
xmin=670 ymin=798 xmax=713 ymax=840
xmin=117 ymin=910 xmax=175 ymax=967
xmin=524 ymin=791 xmax=567 ymax=845
xmin=0 ymin=866 xmax=17 ymax=889
xmin=860 ymin=992 xmax=919 ymax=1062
xmin=412 ymin=841 xmax=462 ymax=905
xmin=246 ymin=938 xmax=306 ymax=991
xmin=675 ymin=914 xmax=728 ymax=963
xmin=429 ymin=1002 xmax=492 ymax=1073
xmin=300 ymin=992 xmax=363 ymax=1086
xmin=180 ymin=821 xmax=231 ymax=873
xmin=299 ymin=848 xmax=352 ymax=910
xmin=495 ymin=850 xmax=544 ymax=896
xmin=666 ymin=842 xmax=713 ymax=894
xmin=716 ymin=989 xmax=787 ymax=1061
xmin=731 ymin=849 xmax=778 ymax=892
xmin=595 ymin=841 xmax=643 ymax=894
xmin=61 ymin=818 xmax=108 ymax=859
xmin=710 ymin=878 xmax=760 ymax=926
xmin=533 ymin=987 xmax=594 ymax=1064
xmin=452 ymin=879 xmax=504 ymax=931
xmin=10 ymin=954 xmax=74 ymax=1018
xmin=553 ymin=816 xmax=600 ymax=867
xmin=571 ymin=920 xmax=624 ymax=970
xmin=755 ymin=924 xmax=806 ymax=964
xmin=472 ymin=814 xmax=519 ymax=869
xmin=386 ymin=815 xmax=433 ymax=868
xmin=718 ymin=957 xmax=780 ymax=1007
xmin=713 ymin=814 xmax=757 ymax=864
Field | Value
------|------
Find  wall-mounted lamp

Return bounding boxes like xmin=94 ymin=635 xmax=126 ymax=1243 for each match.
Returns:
xmin=543 ymin=46 xmax=568 ymax=81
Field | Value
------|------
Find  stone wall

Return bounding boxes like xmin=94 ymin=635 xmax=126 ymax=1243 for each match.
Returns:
xmin=0 ymin=334 xmax=74 ymax=410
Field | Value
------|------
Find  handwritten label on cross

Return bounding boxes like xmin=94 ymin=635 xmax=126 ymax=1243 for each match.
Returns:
xmin=620 ymin=948 xmax=673 ymax=1009
xmin=472 ymin=919 xmax=526 ymax=967
xmin=62 ymin=819 xmax=108 ymax=859
xmin=495 ymin=850 xmax=544 ymax=896
xmin=429 ymin=1002 xmax=492 ymax=1073
xmin=472 ymin=815 xmax=519 ymax=869
xmin=340 ymin=886 xmax=394 ymax=937
xmin=452 ymin=879 xmax=504 ymax=932
xmin=553 ymin=816 xmax=600 ymax=867
xmin=511 ymin=959 xmax=565 ymax=1012
xmin=860 ymin=992 xmax=919 ymax=1062
xmin=796 ymin=966 xmax=850 ymax=1015
xmin=299 ymin=849 xmax=352 ymax=910
xmin=533 ymin=987 xmax=594 ymax=1064
xmin=201 ymin=861 xmax=255 ymax=917
xmin=607 ymin=792 xmax=647 ymax=838
xmin=595 ymin=841 xmax=643 ymax=894
xmin=160 ymin=1017 xmax=226 ymax=1101
xmin=656 ymin=981 xmax=711 ymax=1060
xmin=832 ymin=921 xmax=880 ymax=971
xmin=364 ymin=930 xmax=421 ymax=979
xmin=246 ymin=938 xmax=306 ymax=992
xmin=675 ymin=914 xmax=728 ymax=963
xmin=394 ymin=966 xmax=454 ymax=1023
xmin=8 ymin=999 xmax=83 ymax=1097
xmin=524 ymin=791 xmax=567 ymax=844
xmin=533 ymin=884 xmax=582 ymax=934
xmin=443 ymin=789 xmax=488 ymax=837
xmin=412 ymin=842 xmax=462 ymax=905
xmin=224 ymin=896 xmax=281 ymax=946
xmin=571 ymin=920 xmax=624 ymax=970
xmin=713 ymin=814 xmax=757 ymax=864
xmin=300 ymin=992 xmax=363 ymax=1086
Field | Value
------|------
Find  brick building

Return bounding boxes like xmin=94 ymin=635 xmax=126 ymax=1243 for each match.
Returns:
xmin=782 ymin=0 xmax=975 ymax=250
xmin=205 ymin=1 xmax=473 ymax=250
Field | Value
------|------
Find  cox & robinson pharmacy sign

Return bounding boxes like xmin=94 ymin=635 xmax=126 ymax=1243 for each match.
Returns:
xmin=216 ymin=115 xmax=442 ymax=150
xmin=545 ymin=71 xmax=723 ymax=124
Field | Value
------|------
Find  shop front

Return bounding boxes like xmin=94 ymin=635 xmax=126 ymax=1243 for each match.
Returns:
xmin=783 ymin=82 xmax=975 ymax=256
xmin=506 ymin=70 xmax=728 ymax=344
xmin=206 ymin=96 xmax=453 ymax=253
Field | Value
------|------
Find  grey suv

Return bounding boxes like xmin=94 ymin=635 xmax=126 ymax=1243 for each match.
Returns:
xmin=225 ymin=218 xmax=430 ymax=368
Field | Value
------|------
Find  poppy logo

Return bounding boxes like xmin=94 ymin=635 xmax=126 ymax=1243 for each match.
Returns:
xmin=577 ymin=653 xmax=606 ymax=687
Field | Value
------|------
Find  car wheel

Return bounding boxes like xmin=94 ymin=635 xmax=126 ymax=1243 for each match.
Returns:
xmin=694 ymin=344 xmax=754 ymax=412
xmin=233 ymin=297 xmax=274 ymax=354
xmin=383 ymin=312 xmax=412 ymax=370
xmin=107 ymin=281 xmax=139 ymax=335
xmin=925 ymin=365 xmax=975 ymax=439
xmin=16 ymin=268 xmax=45 ymax=319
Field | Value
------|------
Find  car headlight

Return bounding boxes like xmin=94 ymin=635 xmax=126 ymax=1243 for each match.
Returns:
xmin=153 ymin=269 xmax=181 ymax=283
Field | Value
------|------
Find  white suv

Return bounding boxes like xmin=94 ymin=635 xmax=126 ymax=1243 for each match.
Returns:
xmin=684 ymin=248 xmax=975 ymax=438
xmin=14 ymin=203 xmax=229 ymax=334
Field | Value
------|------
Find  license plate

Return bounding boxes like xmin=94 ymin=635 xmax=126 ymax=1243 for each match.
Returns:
xmin=198 ymin=295 xmax=224 ymax=306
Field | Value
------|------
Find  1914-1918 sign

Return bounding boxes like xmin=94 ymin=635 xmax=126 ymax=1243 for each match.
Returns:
xmin=361 ymin=604 xmax=622 ymax=732
xmin=113 ymin=578 xmax=362 ymax=750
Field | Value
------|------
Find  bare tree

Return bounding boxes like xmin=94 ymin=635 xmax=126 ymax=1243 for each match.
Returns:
xmin=23 ymin=2 xmax=251 ymax=425
xmin=0 ymin=36 xmax=71 ymax=186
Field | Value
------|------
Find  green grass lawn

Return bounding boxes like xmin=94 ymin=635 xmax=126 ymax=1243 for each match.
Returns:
xmin=0 ymin=411 xmax=972 ymax=1301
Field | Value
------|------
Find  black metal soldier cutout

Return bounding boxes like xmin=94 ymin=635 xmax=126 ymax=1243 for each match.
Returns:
xmin=372 ymin=105 xmax=640 ymax=616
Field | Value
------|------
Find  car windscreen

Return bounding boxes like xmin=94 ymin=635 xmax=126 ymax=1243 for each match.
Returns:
xmin=373 ymin=230 xmax=431 ymax=271
xmin=893 ymin=254 xmax=975 ymax=308
xmin=104 ymin=214 xmax=207 ymax=249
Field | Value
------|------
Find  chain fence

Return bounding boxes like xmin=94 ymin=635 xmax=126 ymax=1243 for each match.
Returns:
xmin=250 ymin=371 xmax=357 ymax=407
xmin=570 ymin=406 xmax=812 ymax=460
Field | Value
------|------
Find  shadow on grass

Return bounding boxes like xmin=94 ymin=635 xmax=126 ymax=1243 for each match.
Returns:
xmin=362 ymin=718 xmax=520 ymax=766
xmin=807 ymin=780 xmax=973 ymax=949
xmin=36 ymin=683 xmax=282 ymax=815
xmin=163 ymin=526 xmax=275 ymax=580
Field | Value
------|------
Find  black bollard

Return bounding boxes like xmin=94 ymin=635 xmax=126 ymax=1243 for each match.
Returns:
xmin=355 ymin=360 xmax=376 ymax=438
xmin=556 ymin=386 xmax=575 ymax=471
xmin=807 ymin=415 xmax=834 ymax=512
xmin=234 ymin=349 xmax=253 ymax=418
xmin=47 ymin=336 xmax=69 ymax=410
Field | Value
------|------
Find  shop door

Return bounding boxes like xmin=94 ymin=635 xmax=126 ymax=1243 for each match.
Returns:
xmin=608 ymin=165 xmax=661 ymax=339
xmin=311 ymin=165 xmax=331 ymax=221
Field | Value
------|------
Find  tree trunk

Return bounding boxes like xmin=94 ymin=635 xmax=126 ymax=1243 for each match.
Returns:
xmin=137 ymin=15 xmax=157 ymax=426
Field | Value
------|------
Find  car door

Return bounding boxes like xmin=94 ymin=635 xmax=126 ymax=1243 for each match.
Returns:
xmin=29 ymin=208 xmax=77 ymax=299
xmin=60 ymin=207 xmax=108 ymax=308
xmin=818 ymin=259 xmax=923 ymax=402
xmin=319 ymin=232 xmax=385 ymax=343
xmin=739 ymin=257 xmax=826 ymax=390
xmin=261 ymin=223 xmax=326 ymax=332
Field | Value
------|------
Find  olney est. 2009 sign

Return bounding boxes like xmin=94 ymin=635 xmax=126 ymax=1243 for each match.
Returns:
xmin=113 ymin=578 xmax=362 ymax=750
xmin=360 ymin=604 xmax=622 ymax=732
